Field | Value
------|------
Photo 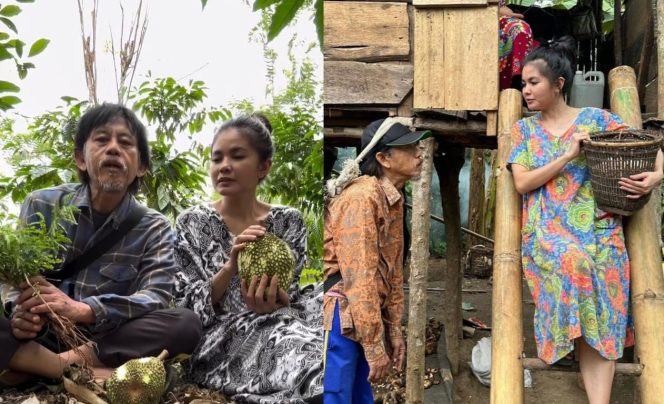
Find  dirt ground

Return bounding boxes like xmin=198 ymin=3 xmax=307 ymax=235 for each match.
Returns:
xmin=411 ymin=257 xmax=636 ymax=404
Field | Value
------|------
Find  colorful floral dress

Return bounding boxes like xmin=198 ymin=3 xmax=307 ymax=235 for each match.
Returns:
xmin=499 ymin=0 xmax=538 ymax=90
xmin=508 ymin=107 xmax=633 ymax=364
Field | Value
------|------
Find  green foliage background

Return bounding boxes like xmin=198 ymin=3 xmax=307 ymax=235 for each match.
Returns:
xmin=0 ymin=0 xmax=50 ymax=111
xmin=0 ymin=1 xmax=323 ymax=282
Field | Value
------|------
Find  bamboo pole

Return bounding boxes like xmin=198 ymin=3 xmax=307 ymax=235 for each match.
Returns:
xmin=490 ymin=89 xmax=524 ymax=404
xmin=405 ymin=137 xmax=436 ymax=404
xmin=609 ymin=67 xmax=642 ymax=130
xmin=608 ymin=65 xmax=664 ymax=404
xmin=434 ymin=145 xmax=465 ymax=374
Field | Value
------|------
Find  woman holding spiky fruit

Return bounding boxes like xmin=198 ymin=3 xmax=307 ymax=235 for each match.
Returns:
xmin=174 ymin=114 xmax=323 ymax=403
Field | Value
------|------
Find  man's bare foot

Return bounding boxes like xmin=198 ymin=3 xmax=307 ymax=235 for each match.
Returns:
xmin=92 ymin=367 xmax=113 ymax=382
xmin=0 ymin=369 xmax=35 ymax=387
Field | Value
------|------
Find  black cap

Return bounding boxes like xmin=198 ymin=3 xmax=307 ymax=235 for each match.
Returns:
xmin=361 ymin=119 xmax=431 ymax=152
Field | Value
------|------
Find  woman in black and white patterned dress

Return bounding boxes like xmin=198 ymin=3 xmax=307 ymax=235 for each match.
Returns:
xmin=174 ymin=114 xmax=323 ymax=403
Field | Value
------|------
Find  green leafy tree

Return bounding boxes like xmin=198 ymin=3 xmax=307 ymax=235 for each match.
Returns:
xmin=0 ymin=0 xmax=50 ymax=110
xmin=0 ymin=78 xmax=231 ymax=223
xmin=233 ymin=35 xmax=323 ymax=272
xmin=0 ymin=98 xmax=83 ymax=202
xmin=131 ymin=77 xmax=231 ymax=220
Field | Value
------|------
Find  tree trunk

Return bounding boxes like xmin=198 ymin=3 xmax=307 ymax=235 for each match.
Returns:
xmin=405 ymin=137 xmax=436 ymax=404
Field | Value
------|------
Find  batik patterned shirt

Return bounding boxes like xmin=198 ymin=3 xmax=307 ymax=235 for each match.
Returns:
xmin=323 ymin=175 xmax=405 ymax=363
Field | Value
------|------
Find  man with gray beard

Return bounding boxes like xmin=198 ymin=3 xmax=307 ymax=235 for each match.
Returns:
xmin=0 ymin=103 xmax=201 ymax=384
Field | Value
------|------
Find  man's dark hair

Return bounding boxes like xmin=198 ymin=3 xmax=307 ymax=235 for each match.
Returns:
xmin=360 ymin=145 xmax=392 ymax=178
xmin=75 ymin=103 xmax=150 ymax=194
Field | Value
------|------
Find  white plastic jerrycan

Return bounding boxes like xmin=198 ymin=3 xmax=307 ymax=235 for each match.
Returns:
xmin=569 ymin=70 xmax=605 ymax=109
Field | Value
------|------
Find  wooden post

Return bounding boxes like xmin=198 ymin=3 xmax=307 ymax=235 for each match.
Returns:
xmin=659 ymin=0 xmax=664 ymax=118
xmin=608 ymin=65 xmax=664 ymax=404
xmin=434 ymin=145 xmax=465 ymax=374
xmin=484 ymin=150 xmax=498 ymax=239
xmin=655 ymin=0 xmax=664 ymax=246
xmin=614 ymin=0 xmax=623 ymax=66
xmin=406 ymin=137 xmax=436 ymax=404
xmin=490 ymin=89 xmax=524 ymax=404
xmin=468 ymin=148 xmax=486 ymax=245
xmin=487 ymin=111 xmax=498 ymax=137
xmin=636 ymin=5 xmax=654 ymax=103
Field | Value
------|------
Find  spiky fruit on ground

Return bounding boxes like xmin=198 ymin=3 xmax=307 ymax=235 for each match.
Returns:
xmin=106 ymin=356 xmax=167 ymax=404
xmin=238 ymin=232 xmax=295 ymax=291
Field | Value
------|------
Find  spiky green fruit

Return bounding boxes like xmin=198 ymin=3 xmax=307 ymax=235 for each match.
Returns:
xmin=238 ymin=232 xmax=295 ymax=292
xmin=106 ymin=356 xmax=166 ymax=404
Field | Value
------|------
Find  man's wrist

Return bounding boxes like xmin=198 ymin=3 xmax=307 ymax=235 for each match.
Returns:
xmin=74 ymin=301 xmax=95 ymax=324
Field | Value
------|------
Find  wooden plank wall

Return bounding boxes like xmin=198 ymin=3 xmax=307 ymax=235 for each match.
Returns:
xmin=324 ymin=1 xmax=410 ymax=62
xmin=413 ymin=6 xmax=499 ymax=110
xmin=324 ymin=1 xmax=414 ymax=107
xmin=325 ymin=61 xmax=414 ymax=104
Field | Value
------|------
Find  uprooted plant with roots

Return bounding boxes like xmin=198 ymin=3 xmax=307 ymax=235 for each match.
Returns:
xmin=0 ymin=205 xmax=93 ymax=365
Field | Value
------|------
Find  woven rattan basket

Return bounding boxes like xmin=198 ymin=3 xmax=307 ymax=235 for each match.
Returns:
xmin=584 ymin=130 xmax=663 ymax=216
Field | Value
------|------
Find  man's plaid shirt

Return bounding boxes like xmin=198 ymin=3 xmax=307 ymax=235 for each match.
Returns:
xmin=1 ymin=183 xmax=176 ymax=333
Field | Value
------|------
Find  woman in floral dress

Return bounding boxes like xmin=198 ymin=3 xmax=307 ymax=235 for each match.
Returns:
xmin=174 ymin=115 xmax=323 ymax=403
xmin=508 ymin=36 xmax=663 ymax=403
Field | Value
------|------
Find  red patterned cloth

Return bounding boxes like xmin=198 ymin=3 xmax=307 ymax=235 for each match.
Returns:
xmin=499 ymin=15 xmax=539 ymax=90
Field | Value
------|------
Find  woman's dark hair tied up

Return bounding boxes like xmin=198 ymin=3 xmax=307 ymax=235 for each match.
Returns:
xmin=523 ymin=35 xmax=577 ymax=97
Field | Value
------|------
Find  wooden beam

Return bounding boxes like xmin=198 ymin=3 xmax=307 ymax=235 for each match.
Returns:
xmin=324 ymin=126 xmax=362 ymax=139
xmin=324 ymin=61 xmax=413 ymax=105
xmin=414 ymin=108 xmax=468 ymax=120
xmin=637 ymin=3 xmax=654 ymax=102
xmin=324 ymin=126 xmax=498 ymax=149
xmin=398 ymin=91 xmax=415 ymax=117
xmin=486 ymin=111 xmax=498 ymax=136
xmin=615 ymin=0 xmax=623 ymax=66
xmin=435 ymin=146 xmax=465 ymax=374
xmin=436 ymin=134 xmax=497 ymax=149
xmin=414 ymin=116 xmax=486 ymax=133
xmin=324 ymin=1 xmax=410 ymax=62
xmin=490 ymin=89 xmax=524 ymax=404
xmin=522 ymin=358 xmax=643 ymax=376
xmin=609 ymin=65 xmax=664 ymax=404
xmin=414 ymin=0 xmax=487 ymax=6
xmin=405 ymin=137 xmax=436 ymax=404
